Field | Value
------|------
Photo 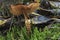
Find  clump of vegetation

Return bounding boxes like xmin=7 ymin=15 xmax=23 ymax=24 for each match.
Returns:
xmin=0 ymin=23 xmax=60 ymax=40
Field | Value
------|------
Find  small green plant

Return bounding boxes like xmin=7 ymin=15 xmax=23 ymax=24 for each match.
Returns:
xmin=0 ymin=23 xmax=60 ymax=40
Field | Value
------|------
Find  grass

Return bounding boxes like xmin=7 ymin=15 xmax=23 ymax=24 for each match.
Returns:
xmin=0 ymin=23 xmax=60 ymax=40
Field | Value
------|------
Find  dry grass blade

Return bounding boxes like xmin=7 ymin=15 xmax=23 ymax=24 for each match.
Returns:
xmin=0 ymin=17 xmax=11 ymax=26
